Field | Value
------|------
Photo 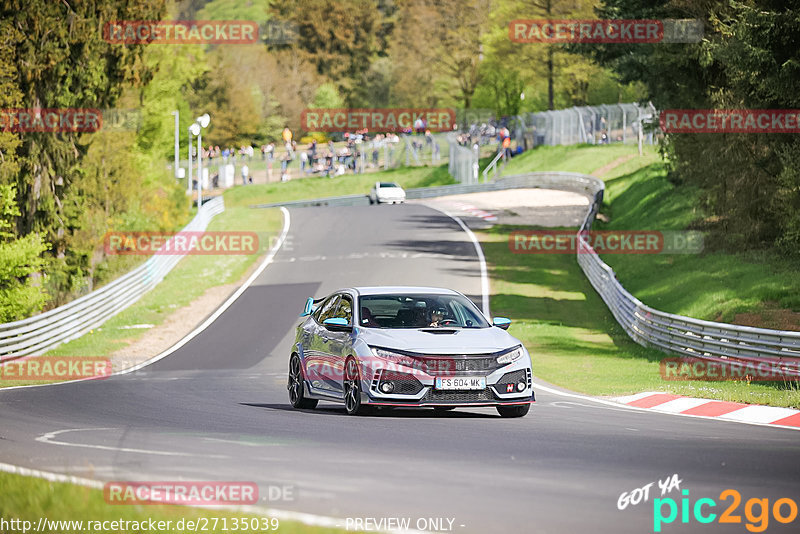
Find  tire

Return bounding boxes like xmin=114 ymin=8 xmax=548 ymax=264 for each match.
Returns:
xmin=343 ymin=357 xmax=370 ymax=415
xmin=288 ymin=354 xmax=318 ymax=409
xmin=496 ymin=404 xmax=530 ymax=418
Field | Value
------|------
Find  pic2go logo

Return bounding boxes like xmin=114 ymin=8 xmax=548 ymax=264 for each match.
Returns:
xmin=653 ymin=489 xmax=798 ymax=532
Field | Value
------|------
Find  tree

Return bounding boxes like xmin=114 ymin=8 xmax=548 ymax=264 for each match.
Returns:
xmin=0 ymin=184 xmax=49 ymax=321
xmin=586 ymin=0 xmax=800 ymax=254
xmin=271 ymin=0 xmax=384 ymax=107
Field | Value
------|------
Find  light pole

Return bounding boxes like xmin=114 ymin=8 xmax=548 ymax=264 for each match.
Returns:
xmin=190 ymin=113 xmax=210 ymax=208
xmin=187 ymin=127 xmax=193 ymax=195
xmin=171 ymin=110 xmax=180 ymax=179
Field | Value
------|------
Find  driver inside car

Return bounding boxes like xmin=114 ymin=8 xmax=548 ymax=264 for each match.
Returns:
xmin=429 ymin=308 xmax=447 ymax=327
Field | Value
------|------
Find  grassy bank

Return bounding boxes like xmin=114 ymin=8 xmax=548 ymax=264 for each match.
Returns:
xmin=0 ymin=471 xmax=350 ymax=534
xmin=481 ymin=224 xmax=800 ymax=408
xmin=597 ymin=163 xmax=800 ymax=328
xmin=477 ymin=143 xmax=799 ymax=407
xmin=225 ymin=163 xmax=455 ymax=208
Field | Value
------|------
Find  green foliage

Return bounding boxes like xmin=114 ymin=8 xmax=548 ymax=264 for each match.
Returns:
xmin=587 ymin=0 xmax=800 ymax=256
xmin=0 ymin=185 xmax=49 ymax=321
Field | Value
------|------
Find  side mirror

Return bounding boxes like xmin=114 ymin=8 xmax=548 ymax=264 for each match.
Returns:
xmin=493 ymin=317 xmax=511 ymax=330
xmin=300 ymin=297 xmax=314 ymax=317
xmin=323 ymin=318 xmax=352 ymax=332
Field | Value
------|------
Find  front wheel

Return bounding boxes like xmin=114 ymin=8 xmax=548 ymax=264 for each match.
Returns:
xmin=343 ymin=357 xmax=370 ymax=415
xmin=496 ymin=404 xmax=530 ymax=418
xmin=288 ymin=354 xmax=318 ymax=409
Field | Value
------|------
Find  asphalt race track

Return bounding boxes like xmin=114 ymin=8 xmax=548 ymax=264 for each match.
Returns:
xmin=1 ymin=204 xmax=799 ymax=533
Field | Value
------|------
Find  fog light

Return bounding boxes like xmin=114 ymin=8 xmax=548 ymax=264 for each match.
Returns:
xmin=517 ymin=382 xmax=526 ymax=392
xmin=381 ymin=382 xmax=394 ymax=393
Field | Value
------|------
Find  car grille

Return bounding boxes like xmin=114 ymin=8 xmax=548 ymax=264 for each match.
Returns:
xmin=414 ymin=355 xmax=501 ymax=376
xmin=424 ymin=388 xmax=497 ymax=402
xmin=377 ymin=370 xmax=424 ymax=395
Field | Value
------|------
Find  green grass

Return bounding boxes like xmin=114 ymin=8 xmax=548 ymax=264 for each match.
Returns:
xmin=481 ymin=225 xmax=800 ymax=408
xmin=224 ymin=164 xmax=455 ymax=208
xmin=497 ymin=142 xmax=659 ymax=176
xmin=0 ymin=206 xmax=283 ymax=387
xmin=472 ymin=143 xmax=800 ymax=407
xmin=597 ymin=161 xmax=800 ymax=325
xmin=0 ymin=471 xmax=350 ymax=534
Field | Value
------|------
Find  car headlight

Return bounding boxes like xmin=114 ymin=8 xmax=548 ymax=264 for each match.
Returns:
xmin=371 ymin=347 xmax=417 ymax=367
xmin=496 ymin=346 xmax=523 ymax=365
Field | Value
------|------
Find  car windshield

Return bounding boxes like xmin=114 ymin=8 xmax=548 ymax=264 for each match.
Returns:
xmin=379 ymin=182 xmax=400 ymax=188
xmin=358 ymin=294 xmax=489 ymax=329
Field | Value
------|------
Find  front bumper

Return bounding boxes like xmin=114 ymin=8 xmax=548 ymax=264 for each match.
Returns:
xmin=362 ymin=361 xmax=535 ymax=407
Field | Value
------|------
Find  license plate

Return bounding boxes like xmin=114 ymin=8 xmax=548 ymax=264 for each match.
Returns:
xmin=435 ymin=376 xmax=486 ymax=390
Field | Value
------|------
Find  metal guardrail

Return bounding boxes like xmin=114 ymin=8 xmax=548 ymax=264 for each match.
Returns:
xmin=0 ymin=197 xmax=225 ymax=362
xmin=555 ymin=172 xmax=800 ymax=374
xmin=253 ymin=173 xmax=800 ymax=371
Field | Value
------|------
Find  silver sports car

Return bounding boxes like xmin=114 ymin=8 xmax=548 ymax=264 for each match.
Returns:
xmin=287 ymin=286 xmax=534 ymax=417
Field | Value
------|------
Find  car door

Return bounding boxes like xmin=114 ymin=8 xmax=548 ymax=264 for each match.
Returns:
xmin=306 ymin=295 xmax=340 ymax=393
xmin=323 ymin=294 xmax=355 ymax=395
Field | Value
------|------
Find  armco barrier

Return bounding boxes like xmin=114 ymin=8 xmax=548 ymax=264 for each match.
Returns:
xmin=255 ymin=173 xmax=800 ymax=372
xmin=0 ymin=197 xmax=225 ymax=362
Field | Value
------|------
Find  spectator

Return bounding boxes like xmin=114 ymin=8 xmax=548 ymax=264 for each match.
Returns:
xmin=300 ymin=150 xmax=309 ymax=174
xmin=241 ymin=164 xmax=249 ymax=185
xmin=280 ymin=151 xmax=292 ymax=182
xmin=282 ymin=126 xmax=293 ymax=152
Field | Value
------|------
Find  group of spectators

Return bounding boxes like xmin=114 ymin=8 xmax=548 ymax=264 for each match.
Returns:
xmin=191 ymin=125 xmax=428 ymax=188
xmin=455 ymin=120 xmax=525 ymax=161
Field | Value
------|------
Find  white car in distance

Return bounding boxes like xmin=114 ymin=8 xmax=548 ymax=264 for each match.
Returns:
xmin=369 ymin=182 xmax=406 ymax=204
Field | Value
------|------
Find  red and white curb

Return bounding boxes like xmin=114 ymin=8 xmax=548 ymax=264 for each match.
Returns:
xmin=613 ymin=392 xmax=800 ymax=429
xmin=448 ymin=202 xmax=498 ymax=222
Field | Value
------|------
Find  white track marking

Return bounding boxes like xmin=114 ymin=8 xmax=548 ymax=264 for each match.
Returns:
xmin=35 ymin=428 xmax=230 ymax=458
xmin=425 ymin=205 xmax=491 ymax=318
xmin=0 ymin=207 xmax=291 ymax=391
xmin=118 ymin=207 xmax=291 ymax=375
xmin=430 ymin=201 xmax=800 ymax=434
xmin=533 ymin=380 xmax=800 ymax=431
xmin=719 ymin=405 xmax=799 ymax=424
xmin=646 ymin=397 xmax=709 ymax=413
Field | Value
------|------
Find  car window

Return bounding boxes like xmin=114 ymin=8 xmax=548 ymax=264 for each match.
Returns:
xmin=314 ymin=295 xmax=340 ymax=323
xmin=359 ymin=294 xmax=489 ymax=329
xmin=333 ymin=295 xmax=353 ymax=324
xmin=379 ymin=182 xmax=399 ymax=188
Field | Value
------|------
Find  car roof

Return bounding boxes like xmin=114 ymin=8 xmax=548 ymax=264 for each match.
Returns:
xmin=349 ymin=286 xmax=460 ymax=296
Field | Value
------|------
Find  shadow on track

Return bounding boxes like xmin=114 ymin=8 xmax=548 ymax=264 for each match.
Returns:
xmin=241 ymin=403 xmax=498 ymax=418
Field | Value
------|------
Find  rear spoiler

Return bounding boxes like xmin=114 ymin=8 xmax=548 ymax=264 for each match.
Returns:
xmin=300 ymin=297 xmax=326 ymax=317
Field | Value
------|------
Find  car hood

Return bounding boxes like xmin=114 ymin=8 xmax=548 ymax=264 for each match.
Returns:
xmin=357 ymin=326 xmax=520 ymax=354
